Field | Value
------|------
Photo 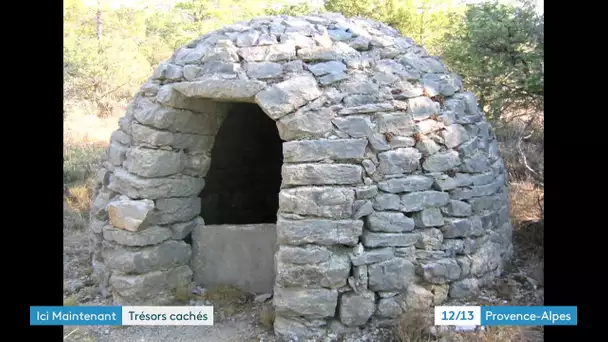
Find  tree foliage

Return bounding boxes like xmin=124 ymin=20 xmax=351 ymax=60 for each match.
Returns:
xmin=325 ymin=0 xmax=465 ymax=55
xmin=441 ymin=0 xmax=544 ymax=122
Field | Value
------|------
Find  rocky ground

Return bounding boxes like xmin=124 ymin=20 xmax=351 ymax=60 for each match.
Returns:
xmin=63 ymin=215 xmax=544 ymax=342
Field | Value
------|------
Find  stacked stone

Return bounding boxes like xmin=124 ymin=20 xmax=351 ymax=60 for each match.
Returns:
xmin=89 ymin=12 xmax=513 ymax=340
xmin=88 ymin=78 xmax=234 ymax=304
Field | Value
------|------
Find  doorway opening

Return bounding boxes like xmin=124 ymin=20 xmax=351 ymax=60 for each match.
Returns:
xmin=199 ymin=102 xmax=284 ymax=225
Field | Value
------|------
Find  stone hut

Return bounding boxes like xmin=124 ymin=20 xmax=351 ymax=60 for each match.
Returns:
xmin=89 ymin=12 xmax=513 ymax=340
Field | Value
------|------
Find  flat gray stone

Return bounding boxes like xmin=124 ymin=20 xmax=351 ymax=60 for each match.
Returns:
xmin=366 ymin=212 xmax=415 ymax=233
xmin=422 ymin=73 xmax=462 ymax=97
xmin=276 ymin=245 xmax=331 ymax=265
xmin=415 ymin=228 xmax=444 ymax=250
xmin=236 ymin=30 xmax=261 ymax=47
xmin=422 ymin=150 xmax=462 ymax=172
xmin=319 ymin=72 xmax=349 ymax=85
xmin=237 ymin=43 xmax=297 ymax=62
xmin=400 ymin=191 xmax=450 ymax=213
xmin=277 ymin=107 xmax=336 ymax=141
xmin=442 ymin=218 xmax=473 ymax=238
xmin=368 ymin=258 xmax=415 ymax=291
xmin=349 ymin=247 xmax=394 ymax=266
xmin=441 ymin=200 xmax=472 ymax=217
xmin=339 ymin=290 xmax=375 ymax=326
xmin=109 ymin=265 xmax=193 ymax=304
xmin=361 ymin=231 xmax=420 ymax=248
xmin=417 ymin=258 xmax=462 ymax=284
xmin=343 ymin=94 xmax=378 ymax=107
xmin=349 ymin=36 xmax=371 ymax=50
xmin=353 ymin=200 xmax=374 ymax=219
xmin=124 ymin=147 xmax=185 ymax=178
xmin=432 ymin=173 xmax=472 ymax=191
xmin=375 ymin=113 xmax=416 ymax=135
xmin=182 ymin=65 xmax=200 ymax=81
xmin=131 ymin=124 xmax=215 ymax=153
xmin=282 ymin=164 xmax=363 ymax=186
xmin=378 ymin=175 xmax=433 ymax=193
xmin=460 ymin=151 xmax=491 ymax=173
xmin=273 ymin=316 xmax=327 ymax=342
xmin=355 ymin=185 xmax=378 ymax=199
xmin=279 ymin=187 xmax=355 ymax=219
xmin=172 ymin=78 xmax=267 ymax=102
xmin=245 ymin=62 xmax=283 ymax=79
xmin=102 ymin=239 xmax=191 ymax=274
xmin=199 ymin=61 xmax=241 ymax=74
xmin=332 ymin=116 xmax=372 ymax=138
xmin=283 ymin=139 xmax=367 ymax=162
xmin=150 ymin=197 xmax=201 ymax=225
xmin=168 ymin=217 xmax=203 ymax=240
xmin=106 ymin=196 xmax=155 ymax=232
xmin=413 ymin=208 xmax=444 ymax=227
xmin=339 ymin=103 xmax=394 ymax=115
xmin=328 ymin=29 xmax=353 ymax=41
xmin=407 ymin=97 xmax=440 ymax=121
xmin=297 ymin=42 xmax=361 ymax=61
xmin=102 ymin=225 xmax=172 ymax=247
xmin=377 ymin=296 xmax=406 ymax=318
xmin=377 ymin=148 xmax=421 ymax=175
xmin=276 ymin=251 xmax=350 ymax=288
xmin=277 ymin=218 xmax=363 ymax=246
xmin=470 ymin=242 xmax=503 ymax=276
xmin=156 ymin=84 xmax=230 ymax=112
xmin=372 ymin=193 xmax=401 ymax=211
xmin=308 ymin=61 xmax=347 ymax=76
xmin=449 ymin=278 xmax=480 ymax=299
xmin=274 ymin=287 xmax=338 ymax=318
xmin=255 ymin=75 xmax=322 ymax=120
xmin=441 ymin=124 xmax=470 ymax=148
xmin=108 ymin=168 xmax=205 ymax=200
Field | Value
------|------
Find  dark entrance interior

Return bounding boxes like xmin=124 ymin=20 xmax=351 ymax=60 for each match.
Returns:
xmin=199 ymin=102 xmax=283 ymax=225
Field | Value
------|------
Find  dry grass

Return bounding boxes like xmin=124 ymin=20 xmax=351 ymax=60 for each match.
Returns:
xmin=63 ymin=294 xmax=79 ymax=306
xmin=393 ymin=309 xmax=434 ymax=342
xmin=172 ymin=284 xmax=196 ymax=303
xmin=495 ymin=118 xmax=544 ymax=185
xmin=203 ymin=284 xmax=252 ymax=304
xmin=202 ymin=284 xmax=254 ymax=318
xmin=63 ymin=104 xmax=119 ymax=230
xmin=393 ymin=312 xmax=542 ymax=342
xmin=63 ymin=103 xmax=120 ymax=184
xmin=497 ymin=117 xmax=544 ymax=259
xmin=438 ymin=326 xmax=541 ymax=342
xmin=64 ymin=200 xmax=88 ymax=231
xmin=259 ymin=306 xmax=275 ymax=330
xmin=65 ymin=183 xmax=94 ymax=214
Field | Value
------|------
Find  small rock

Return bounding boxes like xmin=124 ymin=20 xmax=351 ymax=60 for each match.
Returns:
xmin=64 ymin=279 xmax=85 ymax=294
xmin=454 ymin=325 xmax=477 ymax=332
xmin=254 ymin=293 xmax=273 ymax=303
xmin=192 ymin=286 xmax=206 ymax=296
xmin=106 ymin=196 xmax=155 ymax=232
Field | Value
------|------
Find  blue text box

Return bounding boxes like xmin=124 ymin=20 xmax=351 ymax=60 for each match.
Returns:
xmin=30 ymin=306 xmax=122 ymax=326
xmin=481 ymin=306 xmax=577 ymax=326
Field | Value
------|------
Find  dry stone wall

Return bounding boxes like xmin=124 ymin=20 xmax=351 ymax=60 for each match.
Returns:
xmin=88 ymin=12 xmax=513 ymax=341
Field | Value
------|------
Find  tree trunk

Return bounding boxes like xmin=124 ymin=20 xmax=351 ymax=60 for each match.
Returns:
xmin=96 ymin=1 xmax=103 ymax=44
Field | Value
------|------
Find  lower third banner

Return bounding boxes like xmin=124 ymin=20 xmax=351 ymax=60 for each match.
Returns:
xmin=30 ymin=306 xmax=214 ymax=326
xmin=434 ymin=306 xmax=577 ymax=326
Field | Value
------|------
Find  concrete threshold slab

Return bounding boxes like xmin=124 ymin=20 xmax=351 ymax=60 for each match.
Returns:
xmin=191 ymin=223 xmax=277 ymax=294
